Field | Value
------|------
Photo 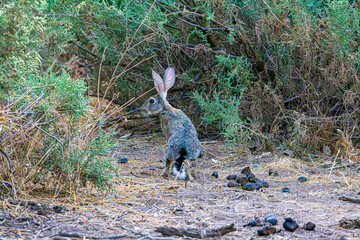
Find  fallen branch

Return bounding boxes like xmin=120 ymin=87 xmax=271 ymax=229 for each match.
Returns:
xmin=339 ymin=195 xmax=360 ymax=204
xmin=155 ymin=223 xmax=236 ymax=238
xmin=0 ymin=149 xmax=14 ymax=172
xmin=58 ymin=232 xmax=127 ymax=239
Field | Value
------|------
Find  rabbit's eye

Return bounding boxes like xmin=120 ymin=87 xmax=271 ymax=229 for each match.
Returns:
xmin=149 ymin=98 xmax=155 ymax=104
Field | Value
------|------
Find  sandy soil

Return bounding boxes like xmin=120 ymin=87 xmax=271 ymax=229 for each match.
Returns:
xmin=1 ymin=137 xmax=359 ymax=239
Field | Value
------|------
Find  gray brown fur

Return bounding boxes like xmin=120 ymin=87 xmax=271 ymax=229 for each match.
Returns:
xmin=141 ymin=68 xmax=201 ymax=180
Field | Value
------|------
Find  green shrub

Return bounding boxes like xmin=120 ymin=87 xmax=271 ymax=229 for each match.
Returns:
xmin=195 ymin=55 xmax=254 ymax=144
xmin=0 ymin=0 xmax=45 ymax=96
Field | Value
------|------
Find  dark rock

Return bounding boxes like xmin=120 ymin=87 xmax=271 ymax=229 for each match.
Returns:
xmin=265 ymin=214 xmax=278 ymax=225
xmin=246 ymin=173 xmax=258 ymax=183
xmin=281 ymin=187 xmax=290 ymax=193
xmin=211 ymin=171 xmax=219 ymax=178
xmin=260 ymin=182 xmax=270 ymax=188
xmin=304 ymin=222 xmax=316 ymax=231
xmin=258 ymin=226 xmax=280 ymax=236
xmin=226 ymin=174 xmax=237 ymax=180
xmin=255 ymin=182 xmax=262 ymax=190
xmin=118 ymin=158 xmax=128 ymax=164
xmin=228 ymin=180 xmax=240 ymax=188
xmin=298 ymin=176 xmax=307 ymax=183
xmin=241 ymin=166 xmax=252 ymax=177
xmin=242 ymin=183 xmax=257 ymax=191
xmin=269 ymin=168 xmax=279 ymax=176
xmin=283 ymin=217 xmax=299 ymax=232
xmin=236 ymin=176 xmax=247 ymax=186
xmin=243 ymin=217 xmax=262 ymax=227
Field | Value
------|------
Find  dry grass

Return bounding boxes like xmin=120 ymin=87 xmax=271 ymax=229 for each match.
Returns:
xmin=2 ymin=137 xmax=359 ymax=239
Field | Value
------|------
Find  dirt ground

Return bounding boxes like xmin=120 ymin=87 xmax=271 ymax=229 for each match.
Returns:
xmin=1 ymin=137 xmax=360 ymax=239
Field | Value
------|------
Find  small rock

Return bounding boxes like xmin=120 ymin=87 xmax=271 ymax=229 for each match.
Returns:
xmin=228 ymin=180 xmax=240 ymax=188
xmin=265 ymin=214 xmax=278 ymax=225
xmin=260 ymin=182 xmax=270 ymax=188
xmin=241 ymin=166 xmax=252 ymax=177
xmin=255 ymin=182 xmax=262 ymax=190
xmin=211 ymin=171 xmax=219 ymax=178
xmin=269 ymin=168 xmax=279 ymax=176
xmin=258 ymin=226 xmax=280 ymax=236
xmin=283 ymin=149 xmax=294 ymax=156
xmin=226 ymin=174 xmax=237 ymax=180
xmin=304 ymin=222 xmax=316 ymax=231
xmin=236 ymin=176 xmax=247 ymax=186
xmin=283 ymin=217 xmax=299 ymax=232
xmin=281 ymin=187 xmax=290 ymax=193
xmin=242 ymin=183 xmax=257 ymax=191
xmin=118 ymin=158 xmax=128 ymax=164
xmin=0 ymin=217 xmax=4 ymax=221
xmin=298 ymin=176 xmax=307 ymax=183
xmin=246 ymin=173 xmax=258 ymax=183
xmin=243 ymin=217 xmax=262 ymax=227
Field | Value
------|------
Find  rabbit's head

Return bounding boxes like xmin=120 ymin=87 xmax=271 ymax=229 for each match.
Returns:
xmin=141 ymin=67 xmax=176 ymax=116
xmin=141 ymin=95 xmax=165 ymax=116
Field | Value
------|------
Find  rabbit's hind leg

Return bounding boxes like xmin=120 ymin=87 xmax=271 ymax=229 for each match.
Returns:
xmin=182 ymin=160 xmax=194 ymax=182
xmin=172 ymin=155 xmax=187 ymax=180
xmin=161 ymin=158 xmax=172 ymax=177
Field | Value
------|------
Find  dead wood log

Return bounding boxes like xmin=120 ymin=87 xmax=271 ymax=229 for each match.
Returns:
xmin=155 ymin=223 xmax=236 ymax=238
xmin=58 ymin=232 xmax=127 ymax=239
xmin=339 ymin=195 xmax=360 ymax=204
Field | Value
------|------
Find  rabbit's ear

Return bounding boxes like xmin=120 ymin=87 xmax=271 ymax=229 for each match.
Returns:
xmin=152 ymin=70 xmax=165 ymax=97
xmin=163 ymin=67 xmax=175 ymax=93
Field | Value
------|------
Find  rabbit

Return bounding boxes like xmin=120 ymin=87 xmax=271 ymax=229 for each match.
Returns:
xmin=141 ymin=67 xmax=201 ymax=181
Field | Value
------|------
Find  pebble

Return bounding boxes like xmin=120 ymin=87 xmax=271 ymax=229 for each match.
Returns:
xmin=260 ymin=182 xmax=270 ymax=188
xmin=236 ymin=176 xmax=247 ymax=186
xmin=227 ymin=180 xmax=240 ymax=188
xmin=226 ymin=174 xmax=237 ymax=180
xmin=241 ymin=166 xmax=252 ymax=177
xmin=269 ymin=168 xmax=279 ymax=176
xmin=298 ymin=176 xmax=307 ymax=183
xmin=211 ymin=171 xmax=219 ymax=178
xmin=118 ymin=158 xmax=128 ymax=164
xmin=265 ymin=214 xmax=278 ymax=225
xmin=242 ymin=183 xmax=258 ymax=191
xmin=246 ymin=173 xmax=257 ymax=183
xmin=283 ymin=217 xmax=299 ymax=232
xmin=243 ymin=217 xmax=262 ymax=227
xmin=258 ymin=226 xmax=280 ymax=235
xmin=304 ymin=222 xmax=316 ymax=231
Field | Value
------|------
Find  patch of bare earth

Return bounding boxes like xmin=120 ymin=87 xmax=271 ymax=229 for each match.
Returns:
xmin=1 ymin=137 xmax=359 ymax=239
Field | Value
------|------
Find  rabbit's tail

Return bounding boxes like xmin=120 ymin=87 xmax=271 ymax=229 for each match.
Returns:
xmin=173 ymin=152 xmax=187 ymax=180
